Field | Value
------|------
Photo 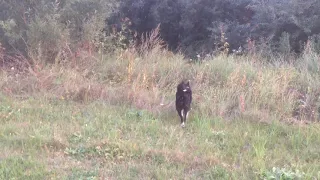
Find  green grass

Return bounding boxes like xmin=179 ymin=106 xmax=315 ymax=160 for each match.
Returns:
xmin=1 ymin=10 xmax=320 ymax=179
xmin=0 ymin=96 xmax=319 ymax=179
xmin=0 ymin=157 xmax=47 ymax=180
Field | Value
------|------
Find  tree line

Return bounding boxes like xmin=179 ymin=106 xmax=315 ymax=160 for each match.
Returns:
xmin=1 ymin=0 xmax=320 ymax=62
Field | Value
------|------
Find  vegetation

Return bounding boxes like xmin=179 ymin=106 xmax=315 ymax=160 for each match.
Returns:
xmin=1 ymin=95 xmax=320 ymax=179
xmin=0 ymin=0 xmax=320 ymax=179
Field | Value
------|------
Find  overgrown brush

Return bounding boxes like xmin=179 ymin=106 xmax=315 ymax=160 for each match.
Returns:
xmin=1 ymin=25 xmax=320 ymax=123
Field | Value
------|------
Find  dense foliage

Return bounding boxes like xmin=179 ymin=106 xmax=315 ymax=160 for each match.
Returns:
xmin=108 ymin=0 xmax=320 ymax=56
xmin=0 ymin=0 xmax=116 ymax=64
xmin=1 ymin=0 xmax=320 ymax=61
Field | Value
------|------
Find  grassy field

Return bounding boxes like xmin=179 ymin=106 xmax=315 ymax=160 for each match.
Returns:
xmin=0 ymin=95 xmax=319 ymax=179
xmin=1 ymin=38 xmax=320 ymax=179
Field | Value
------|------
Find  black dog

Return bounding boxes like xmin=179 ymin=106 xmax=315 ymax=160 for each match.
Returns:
xmin=176 ymin=80 xmax=192 ymax=127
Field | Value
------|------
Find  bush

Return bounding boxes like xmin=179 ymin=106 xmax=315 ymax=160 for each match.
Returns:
xmin=0 ymin=0 xmax=117 ymax=64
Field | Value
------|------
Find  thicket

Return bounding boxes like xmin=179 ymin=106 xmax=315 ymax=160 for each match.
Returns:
xmin=0 ymin=0 xmax=117 ymax=65
xmin=107 ymin=0 xmax=320 ymax=57
xmin=1 ymin=0 xmax=320 ymax=62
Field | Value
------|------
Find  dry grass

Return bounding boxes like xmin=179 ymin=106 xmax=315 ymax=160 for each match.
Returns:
xmin=1 ymin=31 xmax=320 ymax=179
xmin=1 ymin=35 xmax=320 ymax=123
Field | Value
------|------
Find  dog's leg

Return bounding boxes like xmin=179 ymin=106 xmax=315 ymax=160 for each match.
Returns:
xmin=186 ymin=111 xmax=189 ymax=119
xmin=180 ymin=109 xmax=185 ymax=128
xmin=181 ymin=121 xmax=185 ymax=128
xmin=182 ymin=109 xmax=188 ymax=127
xmin=178 ymin=109 xmax=185 ymax=127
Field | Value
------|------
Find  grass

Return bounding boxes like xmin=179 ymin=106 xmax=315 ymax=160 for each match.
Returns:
xmin=0 ymin=95 xmax=319 ymax=179
xmin=0 ymin=156 xmax=47 ymax=180
xmin=1 ymin=33 xmax=320 ymax=179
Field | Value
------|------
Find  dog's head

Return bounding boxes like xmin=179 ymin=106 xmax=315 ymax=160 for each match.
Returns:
xmin=177 ymin=80 xmax=191 ymax=93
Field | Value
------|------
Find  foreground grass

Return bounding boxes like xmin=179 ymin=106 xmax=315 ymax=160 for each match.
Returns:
xmin=0 ymin=95 xmax=319 ymax=179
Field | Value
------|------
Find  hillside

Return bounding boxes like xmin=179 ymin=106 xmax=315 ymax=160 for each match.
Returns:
xmin=1 ymin=44 xmax=320 ymax=179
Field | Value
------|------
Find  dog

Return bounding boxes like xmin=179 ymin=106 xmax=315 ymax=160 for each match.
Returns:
xmin=176 ymin=80 xmax=192 ymax=127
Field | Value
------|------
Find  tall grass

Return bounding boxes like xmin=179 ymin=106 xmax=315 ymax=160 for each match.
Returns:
xmin=1 ymin=29 xmax=320 ymax=123
xmin=1 ymin=25 xmax=320 ymax=179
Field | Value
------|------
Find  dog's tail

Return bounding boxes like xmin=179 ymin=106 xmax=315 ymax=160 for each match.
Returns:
xmin=160 ymin=100 xmax=175 ymax=107
xmin=160 ymin=95 xmax=175 ymax=107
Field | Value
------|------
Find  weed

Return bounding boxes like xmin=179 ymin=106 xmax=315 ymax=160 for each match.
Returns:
xmin=0 ymin=157 xmax=47 ymax=180
xmin=261 ymin=167 xmax=305 ymax=180
xmin=68 ymin=168 xmax=99 ymax=180
xmin=202 ymin=166 xmax=231 ymax=180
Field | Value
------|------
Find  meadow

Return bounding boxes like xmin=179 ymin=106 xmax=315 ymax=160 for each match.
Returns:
xmin=1 ymin=37 xmax=320 ymax=179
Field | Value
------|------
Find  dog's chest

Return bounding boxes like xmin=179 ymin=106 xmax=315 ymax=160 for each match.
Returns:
xmin=177 ymin=92 xmax=191 ymax=104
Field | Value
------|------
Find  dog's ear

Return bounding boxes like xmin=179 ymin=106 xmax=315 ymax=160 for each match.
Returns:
xmin=186 ymin=80 xmax=190 ymax=86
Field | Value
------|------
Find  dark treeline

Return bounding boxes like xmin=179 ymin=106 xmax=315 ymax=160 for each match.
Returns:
xmin=1 ymin=0 xmax=320 ymax=61
xmin=108 ymin=0 xmax=320 ymax=57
